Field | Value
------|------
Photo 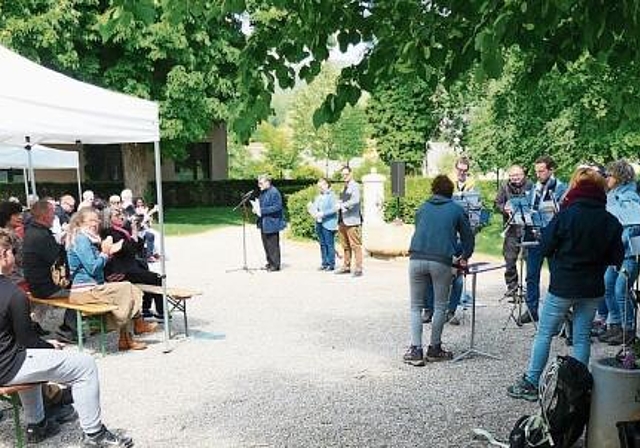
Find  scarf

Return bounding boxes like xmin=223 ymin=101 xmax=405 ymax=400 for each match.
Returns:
xmin=561 ymin=182 xmax=606 ymax=209
xmin=80 ymin=228 xmax=102 ymax=244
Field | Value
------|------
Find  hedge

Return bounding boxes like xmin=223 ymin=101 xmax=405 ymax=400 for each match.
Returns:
xmin=286 ymin=176 xmax=501 ymax=240
xmin=0 ymin=179 xmax=315 ymax=208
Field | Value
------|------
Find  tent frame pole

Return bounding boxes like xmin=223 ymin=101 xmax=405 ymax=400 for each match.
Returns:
xmin=154 ymin=141 xmax=170 ymax=352
xmin=24 ymin=137 xmax=37 ymax=199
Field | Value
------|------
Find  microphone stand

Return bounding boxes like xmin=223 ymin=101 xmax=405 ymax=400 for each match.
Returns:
xmin=226 ymin=190 xmax=257 ymax=274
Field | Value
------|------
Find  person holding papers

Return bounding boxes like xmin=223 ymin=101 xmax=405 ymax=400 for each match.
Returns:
xmin=252 ymin=174 xmax=286 ymax=272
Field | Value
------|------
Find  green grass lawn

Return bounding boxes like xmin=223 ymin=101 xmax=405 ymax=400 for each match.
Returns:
xmin=163 ymin=207 xmax=243 ymax=236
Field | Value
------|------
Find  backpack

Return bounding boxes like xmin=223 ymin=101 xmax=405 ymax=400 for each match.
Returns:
xmin=509 ymin=355 xmax=593 ymax=448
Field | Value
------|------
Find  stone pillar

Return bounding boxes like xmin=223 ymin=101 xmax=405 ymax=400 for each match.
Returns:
xmin=362 ymin=168 xmax=386 ymax=225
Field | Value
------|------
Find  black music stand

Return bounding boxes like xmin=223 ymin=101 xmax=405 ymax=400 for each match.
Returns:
xmin=453 ymin=262 xmax=504 ymax=362
xmin=226 ymin=190 xmax=258 ymax=274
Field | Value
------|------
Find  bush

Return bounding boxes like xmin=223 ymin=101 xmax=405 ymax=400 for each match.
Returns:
xmin=383 ymin=177 xmax=499 ymax=224
xmin=286 ymin=184 xmax=319 ymax=240
xmin=290 ymin=165 xmax=324 ymax=180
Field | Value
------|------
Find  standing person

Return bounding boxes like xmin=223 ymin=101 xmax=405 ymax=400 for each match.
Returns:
xmin=335 ymin=166 xmax=363 ymax=277
xmin=403 ymin=175 xmax=474 ymax=366
xmin=495 ymin=165 xmax=533 ymax=297
xmin=22 ymin=200 xmax=78 ymax=342
xmin=0 ymin=229 xmax=134 ymax=447
xmin=78 ymin=190 xmax=95 ymax=210
xmin=310 ymin=178 xmax=338 ymax=271
xmin=522 ymin=156 xmax=567 ymax=324
xmin=508 ymin=168 xmax=623 ymax=401
xmin=598 ymin=160 xmax=640 ymax=345
xmin=120 ymin=189 xmax=135 ymax=217
xmin=448 ymin=155 xmax=476 ymax=193
xmin=253 ymin=174 xmax=285 ymax=272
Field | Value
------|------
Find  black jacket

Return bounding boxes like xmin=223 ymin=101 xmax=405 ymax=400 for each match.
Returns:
xmin=0 ymin=276 xmax=53 ymax=385
xmin=542 ymin=198 xmax=624 ymax=299
xmin=101 ymin=227 xmax=146 ymax=276
xmin=22 ymin=222 xmax=66 ymax=298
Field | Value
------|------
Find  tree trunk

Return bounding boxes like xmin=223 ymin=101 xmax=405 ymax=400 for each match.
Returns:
xmin=122 ymin=143 xmax=151 ymax=198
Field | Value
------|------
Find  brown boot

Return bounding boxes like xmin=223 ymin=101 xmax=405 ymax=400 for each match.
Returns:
xmin=118 ymin=331 xmax=147 ymax=351
xmin=134 ymin=317 xmax=158 ymax=335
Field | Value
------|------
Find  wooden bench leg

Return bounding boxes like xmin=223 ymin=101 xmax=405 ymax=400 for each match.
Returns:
xmin=76 ymin=312 xmax=84 ymax=352
xmin=10 ymin=393 xmax=25 ymax=448
xmin=183 ymin=300 xmax=189 ymax=337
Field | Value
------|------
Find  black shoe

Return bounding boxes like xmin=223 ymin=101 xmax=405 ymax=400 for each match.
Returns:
xmin=83 ymin=425 xmax=134 ymax=447
xmin=26 ymin=417 xmax=60 ymax=443
xmin=55 ymin=327 xmax=78 ymax=344
xmin=266 ymin=266 xmax=280 ymax=272
xmin=421 ymin=309 xmax=433 ymax=324
xmin=425 ymin=344 xmax=453 ymax=362
xmin=402 ymin=345 xmax=425 ymax=367
xmin=334 ymin=268 xmax=351 ymax=275
xmin=47 ymin=404 xmax=78 ymax=424
xmin=507 ymin=375 xmax=538 ymax=402
xmin=352 ymin=270 xmax=363 ymax=277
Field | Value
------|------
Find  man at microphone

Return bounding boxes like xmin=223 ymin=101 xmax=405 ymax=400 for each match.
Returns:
xmin=252 ymin=174 xmax=286 ymax=272
xmin=495 ymin=165 xmax=533 ymax=298
xmin=521 ymin=156 xmax=567 ymax=324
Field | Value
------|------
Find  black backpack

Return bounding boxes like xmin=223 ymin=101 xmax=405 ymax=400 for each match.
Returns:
xmin=509 ymin=355 xmax=593 ymax=448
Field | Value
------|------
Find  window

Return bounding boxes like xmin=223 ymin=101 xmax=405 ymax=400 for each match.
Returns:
xmin=174 ymin=143 xmax=211 ymax=180
xmin=83 ymin=145 xmax=123 ymax=181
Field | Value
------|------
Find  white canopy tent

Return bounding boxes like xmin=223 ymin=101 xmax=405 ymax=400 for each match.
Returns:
xmin=0 ymin=44 xmax=172 ymax=349
xmin=0 ymin=143 xmax=81 ymax=200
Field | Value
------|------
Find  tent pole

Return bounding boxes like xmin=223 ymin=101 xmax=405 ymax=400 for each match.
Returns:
xmin=154 ymin=141 xmax=171 ymax=353
xmin=22 ymin=169 xmax=28 ymax=203
xmin=76 ymin=166 xmax=82 ymax=200
xmin=25 ymin=138 xmax=37 ymax=199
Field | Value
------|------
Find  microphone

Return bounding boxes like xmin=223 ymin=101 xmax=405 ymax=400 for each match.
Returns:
xmin=241 ymin=189 xmax=255 ymax=200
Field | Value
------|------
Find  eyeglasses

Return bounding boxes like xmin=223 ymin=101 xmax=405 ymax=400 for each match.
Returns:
xmin=110 ymin=201 xmax=121 ymax=205
xmin=456 ymin=166 xmax=469 ymax=173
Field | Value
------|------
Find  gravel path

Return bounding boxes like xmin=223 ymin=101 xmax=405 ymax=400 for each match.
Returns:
xmin=0 ymin=225 xmax=621 ymax=447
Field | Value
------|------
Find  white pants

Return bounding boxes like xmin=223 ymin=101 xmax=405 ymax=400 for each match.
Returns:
xmin=8 ymin=349 xmax=102 ymax=433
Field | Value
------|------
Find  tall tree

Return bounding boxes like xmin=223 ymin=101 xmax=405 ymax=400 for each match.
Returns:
xmin=0 ymin=0 xmax=260 ymax=195
xmin=289 ymin=64 xmax=368 ymax=175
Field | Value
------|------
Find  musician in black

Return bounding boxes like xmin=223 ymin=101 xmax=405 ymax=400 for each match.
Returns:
xmin=495 ymin=165 xmax=533 ymax=297
xmin=522 ymin=156 xmax=567 ymax=324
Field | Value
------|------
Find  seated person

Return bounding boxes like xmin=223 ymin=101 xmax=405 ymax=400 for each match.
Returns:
xmin=101 ymin=207 xmax=164 ymax=320
xmin=65 ymin=207 xmax=155 ymax=351
xmin=22 ymin=199 xmax=78 ymax=342
xmin=0 ymin=228 xmax=133 ymax=447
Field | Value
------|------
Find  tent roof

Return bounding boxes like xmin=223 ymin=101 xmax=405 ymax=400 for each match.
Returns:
xmin=0 ymin=144 xmax=79 ymax=170
xmin=0 ymin=45 xmax=160 ymax=145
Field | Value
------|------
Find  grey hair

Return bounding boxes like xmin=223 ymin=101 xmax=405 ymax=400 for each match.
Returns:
xmin=607 ymin=159 xmax=636 ymax=185
xmin=257 ymin=174 xmax=272 ymax=183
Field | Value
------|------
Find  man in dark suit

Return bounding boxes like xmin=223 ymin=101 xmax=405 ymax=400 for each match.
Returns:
xmin=253 ymin=174 xmax=286 ymax=272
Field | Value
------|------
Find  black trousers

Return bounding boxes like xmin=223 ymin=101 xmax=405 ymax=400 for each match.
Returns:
xmin=503 ymin=232 xmax=520 ymax=291
xmin=123 ymin=270 xmax=164 ymax=314
xmin=261 ymin=232 xmax=281 ymax=269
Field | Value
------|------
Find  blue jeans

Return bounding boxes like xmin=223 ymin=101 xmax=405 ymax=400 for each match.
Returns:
xmin=425 ymin=274 xmax=462 ymax=312
xmin=315 ymin=223 xmax=336 ymax=269
xmin=525 ymin=245 xmax=544 ymax=318
xmin=409 ymin=259 xmax=452 ymax=347
xmin=604 ymin=259 xmax=640 ymax=330
xmin=525 ymin=293 xmax=600 ymax=386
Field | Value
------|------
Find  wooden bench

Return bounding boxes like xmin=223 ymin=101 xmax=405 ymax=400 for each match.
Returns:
xmin=29 ymin=296 xmax=118 ymax=355
xmin=0 ymin=384 xmax=38 ymax=447
xmin=133 ymin=285 xmax=202 ymax=337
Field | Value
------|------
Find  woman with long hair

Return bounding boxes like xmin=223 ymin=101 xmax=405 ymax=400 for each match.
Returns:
xmin=101 ymin=207 xmax=164 ymax=319
xmin=65 ymin=207 xmax=155 ymax=351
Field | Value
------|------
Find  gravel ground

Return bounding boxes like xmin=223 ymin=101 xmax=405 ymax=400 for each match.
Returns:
xmin=0 ymin=225 xmax=622 ymax=447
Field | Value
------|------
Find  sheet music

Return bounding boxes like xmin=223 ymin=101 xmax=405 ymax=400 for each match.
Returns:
xmin=250 ymin=199 xmax=261 ymax=217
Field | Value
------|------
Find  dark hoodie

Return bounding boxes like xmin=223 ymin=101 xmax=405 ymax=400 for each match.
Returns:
xmin=409 ymin=195 xmax=475 ymax=265
xmin=542 ymin=183 xmax=624 ymax=298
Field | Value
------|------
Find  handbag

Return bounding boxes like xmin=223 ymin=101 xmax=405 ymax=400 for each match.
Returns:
xmin=50 ymin=258 xmax=70 ymax=289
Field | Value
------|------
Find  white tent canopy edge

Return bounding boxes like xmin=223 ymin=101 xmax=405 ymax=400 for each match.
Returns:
xmin=0 ymin=44 xmax=171 ymax=350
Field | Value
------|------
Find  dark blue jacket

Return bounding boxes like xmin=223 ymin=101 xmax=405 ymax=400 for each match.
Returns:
xmin=409 ymin=195 xmax=474 ymax=265
xmin=257 ymin=186 xmax=286 ymax=234
xmin=542 ymin=198 xmax=624 ymax=299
